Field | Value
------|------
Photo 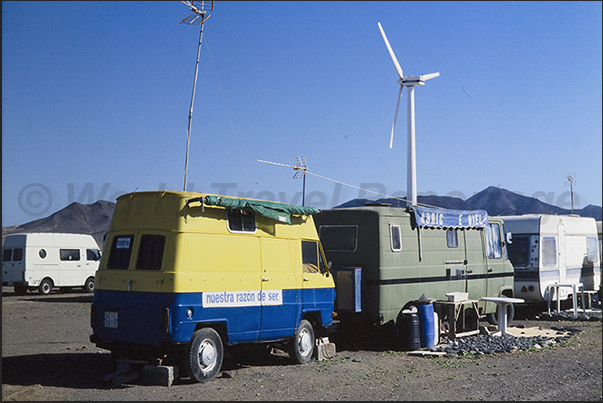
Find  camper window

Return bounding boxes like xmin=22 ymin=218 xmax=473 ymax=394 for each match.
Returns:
xmin=136 ymin=235 xmax=166 ymax=271
xmin=302 ymin=240 xmax=320 ymax=273
xmin=39 ymin=249 xmax=47 ymax=259
xmin=587 ymin=237 xmax=598 ymax=263
xmin=318 ymin=225 xmax=357 ymax=252
xmin=2 ymin=249 xmax=11 ymax=262
xmin=87 ymin=249 xmax=101 ymax=261
xmin=227 ymin=209 xmax=256 ymax=233
xmin=390 ymin=224 xmax=402 ymax=251
xmin=542 ymin=237 xmax=557 ymax=267
xmin=60 ymin=249 xmax=80 ymax=261
xmin=486 ymin=223 xmax=503 ymax=259
xmin=107 ymin=235 xmax=135 ymax=270
xmin=446 ymin=229 xmax=458 ymax=248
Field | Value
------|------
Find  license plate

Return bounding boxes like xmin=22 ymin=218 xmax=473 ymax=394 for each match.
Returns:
xmin=104 ymin=311 xmax=118 ymax=328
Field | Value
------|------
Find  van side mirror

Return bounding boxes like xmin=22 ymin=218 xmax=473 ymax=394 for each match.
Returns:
xmin=506 ymin=232 xmax=512 ymax=244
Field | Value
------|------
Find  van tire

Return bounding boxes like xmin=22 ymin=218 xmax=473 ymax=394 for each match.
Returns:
xmin=38 ymin=279 xmax=53 ymax=295
xmin=289 ymin=319 xmax=315 ymax=364
xmin=487 ymin=304 xmax=514 ymax=326
xmin=84 ymin=277 xmax=95 ymax=293
xmin=183 ymin=328 xmax=223 ymax=383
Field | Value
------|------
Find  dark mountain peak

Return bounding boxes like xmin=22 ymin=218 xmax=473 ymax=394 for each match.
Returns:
xmin=2 ymin=200 xmax=116 ymax=248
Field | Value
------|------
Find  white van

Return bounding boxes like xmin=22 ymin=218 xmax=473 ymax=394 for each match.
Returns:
xmin=499 ymin=214 xmax=601 ymax=304
xmin=2 ymin=233 xmax=101 ymax=295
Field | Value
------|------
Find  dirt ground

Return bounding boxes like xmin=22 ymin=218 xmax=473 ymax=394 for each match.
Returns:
xmin=2 ymin=287 xmax=602 ymax=401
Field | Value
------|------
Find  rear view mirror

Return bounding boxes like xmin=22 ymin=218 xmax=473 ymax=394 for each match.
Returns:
xmin=505 ymin=232 xmax=513 ymax=244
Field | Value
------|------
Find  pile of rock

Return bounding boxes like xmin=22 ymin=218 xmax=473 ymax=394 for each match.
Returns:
xmin=427 ymin=326 xmax=582 ymax=357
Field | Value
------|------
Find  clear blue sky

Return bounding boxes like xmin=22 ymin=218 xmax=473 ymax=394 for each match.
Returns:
xmin=2 ymin=1 xmax=602 ymax=227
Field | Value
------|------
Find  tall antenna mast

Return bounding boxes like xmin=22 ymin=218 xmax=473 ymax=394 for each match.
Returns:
xmin=565 ymin=173 xmax=576 ymax=214
xmin=180 ymin=1 xmax=214 ymax=192
xmin=257 ymin=157 xmax=308 ymax=206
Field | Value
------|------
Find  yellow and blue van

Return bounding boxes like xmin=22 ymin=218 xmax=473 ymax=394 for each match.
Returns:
xmin=90 ymin=191 xmax=335 ymax=382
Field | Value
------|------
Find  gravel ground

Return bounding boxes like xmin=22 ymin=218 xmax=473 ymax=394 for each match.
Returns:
xmin=2 ymin=287 xmax=602 ymax=401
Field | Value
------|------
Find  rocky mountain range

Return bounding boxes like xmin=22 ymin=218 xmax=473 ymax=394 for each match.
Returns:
xmin=2 ymin=186 xmax=601 ymax=249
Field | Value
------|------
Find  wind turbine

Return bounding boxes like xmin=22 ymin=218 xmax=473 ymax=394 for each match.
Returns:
xmin=377 ymin=22 xmax=439 ymax=207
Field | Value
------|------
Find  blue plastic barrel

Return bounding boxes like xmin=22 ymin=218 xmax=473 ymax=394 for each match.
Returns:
xmin=417 ymin=302 xmax=436 ymax=348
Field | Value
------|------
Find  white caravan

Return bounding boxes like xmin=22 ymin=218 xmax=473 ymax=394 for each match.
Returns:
xmin=2 ymin=233 xmax=101 ymax=295
xmin=499 ymin=214 xmax=601 ymax=304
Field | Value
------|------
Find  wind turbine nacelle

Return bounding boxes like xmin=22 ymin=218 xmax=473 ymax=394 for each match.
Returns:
xmin=399 ymin=76 xmax=425 ymax=86
xmin=398 ymin=73 xmax=440 ymax=87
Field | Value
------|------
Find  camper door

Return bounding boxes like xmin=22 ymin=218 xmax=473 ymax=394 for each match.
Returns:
xmin=259 ymin=238 xmax=299 ymax=339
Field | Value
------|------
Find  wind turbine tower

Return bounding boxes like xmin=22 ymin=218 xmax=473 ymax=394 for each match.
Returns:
xmin=378 ymin=22 xmax=439 ymax=207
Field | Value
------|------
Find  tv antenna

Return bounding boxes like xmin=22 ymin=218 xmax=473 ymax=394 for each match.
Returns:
xmin=565 ymin=172 xmax=576 ymax=214
xmin=378 ymin=22 xmax=439 ymax=207
xmin=257 ymin=157 xmax=308 ymax=206
xmin=180 ymin=1 xmax=214 ymax=192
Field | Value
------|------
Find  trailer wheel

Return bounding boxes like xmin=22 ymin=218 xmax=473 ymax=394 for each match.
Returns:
xmin=487 ymin=303 xmax=514 ymax=326
xmin=84 ymin=277 xmax=95 ymax=293
xmin=13 ymin=285 xmax=27 ymax=295
xmin=289 ymin=319 xmax=315 ymax=364
xmin=38 ymin=278 xmax=53 ymax=295
xmin=183 ymin=328 xmax=223 ymax=383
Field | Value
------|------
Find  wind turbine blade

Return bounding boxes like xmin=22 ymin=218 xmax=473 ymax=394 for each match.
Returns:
xmin=390 ymin=86 xmax=404 ymax=149
xmin=420 ymin=72 xmax=440 ymax=81
xmin=377 ymin=22 xmax=404 ymax=79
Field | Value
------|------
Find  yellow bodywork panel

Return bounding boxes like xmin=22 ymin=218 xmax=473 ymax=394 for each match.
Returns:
xmin=96 ymin=191 xmax=333 ymax=294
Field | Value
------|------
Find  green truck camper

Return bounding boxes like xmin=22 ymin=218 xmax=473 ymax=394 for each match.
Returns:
xmin=314 ymin=205 xmax=515 ymax=334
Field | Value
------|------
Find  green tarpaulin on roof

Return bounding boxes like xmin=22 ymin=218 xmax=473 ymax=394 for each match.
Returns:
xmin=190 ymin=195 xmax=319 ymax=224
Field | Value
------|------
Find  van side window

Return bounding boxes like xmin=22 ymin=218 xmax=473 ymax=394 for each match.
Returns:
xmin=446 ymin=229 xmax=458 ymax=248
xmin=136 ymin=235 xmax=166 ymax=271
xmin=39 ymin=249 xmax=47 ymax=259
xmin=87 ymin=249 xmax=101 ymax=261
xmin=319 ymin=225 xmax=358 ymax=252
xmin=542 ymin=237 xmax=557 ymax=267
xmin=390 ymin=224 xmax=402 ymax=251
xmin=226 ymin=209 xmax=256 ymax=233
xmin=107 ymin=235 xmax=135 ymax=270
xmin=3 ymin=249 xmax=12 ymax=262
xmin=302 ymin=241 xmax=320 ymax=273
xmin=486 ymin=223 xmax=502 ymax=259
xmin=60 ymin=249 xmax=80 ymax=261
xmin=13 ymin=248 xmax=23 ymax=261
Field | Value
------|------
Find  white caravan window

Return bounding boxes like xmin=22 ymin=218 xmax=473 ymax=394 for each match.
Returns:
xmin=542 ymin=237 xmax=557 ymax=267
xmin=587 ymin=237 xmax=599 ymax=263
xmin=390 ymin=224 xmax=402 ymax=252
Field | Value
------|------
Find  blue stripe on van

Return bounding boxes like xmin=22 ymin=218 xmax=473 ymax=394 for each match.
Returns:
xmin=92 ymin=288 xmax=334 ymax=347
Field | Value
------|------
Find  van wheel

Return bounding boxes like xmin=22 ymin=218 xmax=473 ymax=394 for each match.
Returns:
xmin=289 ymin=319 xmax=315 ymax=364
xmin=84 ymin=277 xmax=95 ymax=293
xmin=14 ymin=285 xmax=27 ymax=295
xmin=183 ymin=328 xmax=223 ymax=383
xmin=38 ymin=279 xmax=53 ymax=295
xmin=487 ymin=304 xmax=514 ymax=326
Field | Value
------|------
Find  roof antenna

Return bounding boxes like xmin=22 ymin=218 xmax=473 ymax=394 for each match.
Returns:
xmin=180 ymin=1 xmax=214 ymax=192
xmin=257 ymin=157 xmax=308 ymax=206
